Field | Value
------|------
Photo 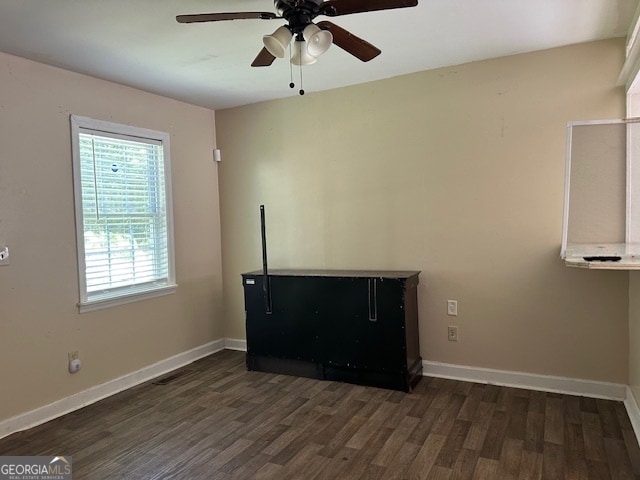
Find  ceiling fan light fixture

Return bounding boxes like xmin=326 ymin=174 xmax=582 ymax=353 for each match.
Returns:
xmin=291 ymin=40 xmax=318 ymax=66
xmin=263 ymin=26 xmax=292 ymax=58
xmin=302 ymin=24 xmax=333 ymax=57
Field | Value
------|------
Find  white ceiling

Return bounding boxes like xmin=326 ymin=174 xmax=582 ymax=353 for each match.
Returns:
xmin=0 ymin=0 xmax=638 ymax=110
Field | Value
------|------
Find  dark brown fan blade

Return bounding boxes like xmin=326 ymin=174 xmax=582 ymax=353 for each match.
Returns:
xmin=321 ymin=0 xmax=417 ymax=16
xmin=317 ymin=21 xmax=380 ymax=62
xmin=176 ymin=12 xmax=279 ymax=23
xmin=251 ymin=47 xmax=277 ymax=67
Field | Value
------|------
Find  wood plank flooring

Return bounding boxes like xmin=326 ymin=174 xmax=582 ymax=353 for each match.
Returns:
xmin=1 ymin=349 xmax=640 ymax=479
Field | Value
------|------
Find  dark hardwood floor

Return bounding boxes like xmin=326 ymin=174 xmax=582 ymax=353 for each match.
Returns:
xmin=1 ymin=349 xmax=640 ymax=479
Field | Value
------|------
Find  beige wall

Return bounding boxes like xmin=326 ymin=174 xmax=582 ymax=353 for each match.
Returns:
xmin=0 ymin=53 xmax=224 ymax=421
xmin=217 ymin=39 xmax=629 ymax=384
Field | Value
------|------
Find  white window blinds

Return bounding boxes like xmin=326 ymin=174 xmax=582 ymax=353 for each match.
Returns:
xmin=71 ymin=116 xmax=176 ymax=311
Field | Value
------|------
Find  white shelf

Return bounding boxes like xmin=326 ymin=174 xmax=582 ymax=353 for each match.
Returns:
xmin=563 ymin=243 xmax=640 ymax=269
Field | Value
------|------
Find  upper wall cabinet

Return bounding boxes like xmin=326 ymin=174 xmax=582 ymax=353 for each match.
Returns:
xmin=561 ymin=118 xmax=640 ymax=269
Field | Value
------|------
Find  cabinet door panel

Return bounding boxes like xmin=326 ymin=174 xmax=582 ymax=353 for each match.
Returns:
xmin=244 ymin=275 xmax=321 ymax=362
xmin=321 ymin=277 xmax=406 ymax=372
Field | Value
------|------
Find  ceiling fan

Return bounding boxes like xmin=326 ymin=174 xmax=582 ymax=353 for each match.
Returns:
xmin=176 ymin=0 xmax=419 ymax=67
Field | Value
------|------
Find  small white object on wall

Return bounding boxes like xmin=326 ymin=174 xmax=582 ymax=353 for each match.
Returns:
xmin=68 ymin=359 xmax=81 ymax=374
xmin=213 ymin=148 xmax=222 ymax=162
xmin=0 ymin=246 xmax=9 ymax=266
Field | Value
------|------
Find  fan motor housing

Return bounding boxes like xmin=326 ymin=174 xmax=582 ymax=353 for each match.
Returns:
xmin=274 ymin=0 xmax=323 ymax=11
xmin=274 ymin=0 xmax=325 ymax=32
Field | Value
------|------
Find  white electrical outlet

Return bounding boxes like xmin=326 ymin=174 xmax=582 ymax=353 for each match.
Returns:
xmin=448 ymin=325 xmax=459 ymax=342
xmin=447 ymin=300 xmax=458 ymax=316
xmin=0 ymin=246 xmax=9 ymax=266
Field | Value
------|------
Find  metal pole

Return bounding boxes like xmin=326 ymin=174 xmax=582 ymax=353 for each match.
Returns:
xmin=260 ymin=205 xmax=272 ymax=313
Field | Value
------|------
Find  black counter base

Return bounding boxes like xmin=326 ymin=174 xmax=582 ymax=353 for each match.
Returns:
xmin=242 ymin=269 xmax=423 ymax=394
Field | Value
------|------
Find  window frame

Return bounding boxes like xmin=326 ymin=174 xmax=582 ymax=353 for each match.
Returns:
xmin=70 ymin=115 xmax=177 ymax=312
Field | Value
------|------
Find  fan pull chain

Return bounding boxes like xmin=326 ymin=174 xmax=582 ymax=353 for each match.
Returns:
xmin=299 ymin=63 xmax=304 ymax=96
xmin=289 ymin=44 xmax=295 ymax=89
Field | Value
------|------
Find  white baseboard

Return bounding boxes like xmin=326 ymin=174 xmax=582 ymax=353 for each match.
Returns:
xmin=625 ymin=387 xmax=640 ymax=441
xmin=422 ymin=360 xmax=627 ymax=401
xmin=0 ymin=339 xmax=225 ymax=440
xmin=224 ymin=338 xmax=247 ymax=351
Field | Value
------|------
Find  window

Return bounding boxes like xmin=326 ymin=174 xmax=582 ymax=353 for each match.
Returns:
xmin=561 ymin=118 xmax=640 ymax=269
xmin=70 ymin=115 xmax=176 ymax=312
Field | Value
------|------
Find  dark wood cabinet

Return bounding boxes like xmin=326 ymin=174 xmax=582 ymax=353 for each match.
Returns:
xmin=241 ymin=269 xmax=422 ymax=392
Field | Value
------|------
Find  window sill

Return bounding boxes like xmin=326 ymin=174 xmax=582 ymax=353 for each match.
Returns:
xmin=78 ymin=284 xmax=177 ymax=313
xmin=562 ymin=243 xmax=640 ymax=270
